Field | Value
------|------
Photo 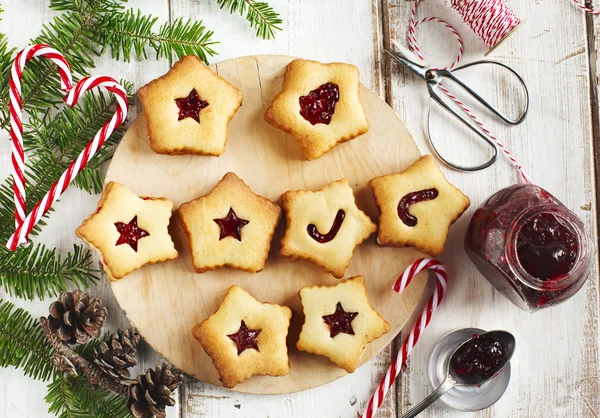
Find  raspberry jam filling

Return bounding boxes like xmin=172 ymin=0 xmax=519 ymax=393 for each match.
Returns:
xmin=322 ymin=302 xmax=358 ymax=338
xmin=516 ymin=213 xmax=578 ymax=281
xmin=213 ymin=208 xmax=249 ymax=241
xmin=299 ymin=82 xmax=340 ymax=125
xmin=398 ymin=188 xmax=439 ymax=227
xmin=307 ymin=209 xmax=345 ymax=243
xmin=175 ymin=89 xmax=208 ymax=123
xmin=114 ymin=216 xmax=149 ymax=252
xmin=227 ymin=320 xmax=261 ymax=355
xmin=451 ymin=334 xmax=507 ymax=380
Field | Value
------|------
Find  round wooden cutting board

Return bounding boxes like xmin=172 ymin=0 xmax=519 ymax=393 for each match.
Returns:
xmin=105 ymin=55 xmax=429 ymax=394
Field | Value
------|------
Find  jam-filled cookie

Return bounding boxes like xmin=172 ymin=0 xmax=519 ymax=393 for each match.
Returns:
xmin=178 ymin=173 xmax=281 ymax=273
xmin=370 ymin=155 xmax=470 ymax=256
xmin=138 ymin=55 xmax=243 ymax=156
xmin=280 ymin=178 xmax=376 ymax=278
xmin=193 ymin=285 xmax=292 ymax=388
xmin=75 ymin=182 xmax=178 ymax=281
xmin=264 ymin=59 xmax=369 ymax=160
xmin=296 ymin=276 xmax=389 ymax=373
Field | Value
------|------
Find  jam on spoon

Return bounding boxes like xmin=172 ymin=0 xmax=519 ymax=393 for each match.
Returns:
xmin=450 ymin=333 xmax=507 ymax=381
xmin=400 ymin=330 xmax=515 ymax=418
xmin=397 ymin=188 xmax=439 ymax=227
xmin=299 ymin=82 xmax=340 ymax=125
xmin=307 ymin=209 xmax=345 ymax=243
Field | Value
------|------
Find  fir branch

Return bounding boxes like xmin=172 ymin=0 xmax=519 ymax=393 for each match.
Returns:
xmin=46 ymin=375 xmax=131 ymax=418
xmin=216 ymin=0 xmax=282 ymax=40
xmin=0 ymin=245 xmax=99 ymax=300
xmin=94 ymin=9 xmax=218 ymax=64
xmin=0 ymin=299 xmax=55 ymax=381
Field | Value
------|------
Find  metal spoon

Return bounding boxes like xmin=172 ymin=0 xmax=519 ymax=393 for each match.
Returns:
xmin=401 ymin=330 xmax=516 ymax=418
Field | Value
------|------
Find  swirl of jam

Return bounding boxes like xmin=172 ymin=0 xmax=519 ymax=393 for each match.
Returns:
xmin=307 ymin=209 xmax=345 ymax=243
xmin=398 ymin=188 xmax=439 ymax=227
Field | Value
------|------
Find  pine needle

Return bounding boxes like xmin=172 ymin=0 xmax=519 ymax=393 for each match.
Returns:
xmin=216 ymin=0 xmax=282 ymax=40
xmin=0 ymin=299 xmax=55 ymax=381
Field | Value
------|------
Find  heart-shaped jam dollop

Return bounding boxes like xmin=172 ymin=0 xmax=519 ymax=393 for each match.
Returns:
xmin=114 ymin=216 xmax=149 ymax=252
xmin=299 ymin=82 xmax=340 ymax=125
xmin=398 ymin=188 xmax=439 ymax=227
xmin=227 ymin=320 xmax=261 ymax=355
xmin=307 ymin=209 xmax=345 ymax=243
xmin=175 ymin=88 xmax=209 ymax=123
xmin=322 ymin=302 xmax=358 ymax=338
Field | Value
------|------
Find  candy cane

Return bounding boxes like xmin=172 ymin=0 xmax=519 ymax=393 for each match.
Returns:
xmin=6 ymin=74 xmax=128 ymax=251
xmin=361 ymin=258 xmax=448 ymax=418
xmin=9 ymin=44 xmax=73 ymax=228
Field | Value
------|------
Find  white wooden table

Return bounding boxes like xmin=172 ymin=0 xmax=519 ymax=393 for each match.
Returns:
xmin=1 ymin=0 xmax=599 ymax=417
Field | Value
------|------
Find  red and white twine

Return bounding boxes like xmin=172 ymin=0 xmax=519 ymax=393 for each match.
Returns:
xmin=361 ymin=259 xmax=448 ymax=418
xmin=408 ymin=0 xmax=530 ymax=183
xmin=6 ymin=44 xmax=128 ymax=251
xmin=570 ymin=0 xmax=600 ymax=15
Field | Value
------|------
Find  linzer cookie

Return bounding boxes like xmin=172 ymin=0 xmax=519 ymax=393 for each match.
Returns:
xmin=138 ymin=55 xmax=243 ymax=156
xmin=264 ymin=59 xmax=369 ymax=160
xmin=192 ymin=285 xmax=292 ymax=388
xmin=370 ymin=155 xmax=470 ymax=256
xmin=296 ymin=276 xmax=389 ymax=373
xmin=280 ymin=178 xmax=376 ymax=278
xmin=75 ymin=182 xmax=178 ymax=281
xmin=178 ymin=173 xmax=281 ymax=273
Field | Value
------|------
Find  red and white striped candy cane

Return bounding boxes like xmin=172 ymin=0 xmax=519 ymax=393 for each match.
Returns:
xmin=6 ymin=75 xmax=128 ymax=251
xmin=361 ymin=258 xmax=448 ymax=418
xmin=9 ymin=44 xmax=73 ymax=228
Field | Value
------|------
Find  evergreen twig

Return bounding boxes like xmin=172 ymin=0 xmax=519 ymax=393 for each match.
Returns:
xmin=216 ymin=0 xmax=282 ymax=39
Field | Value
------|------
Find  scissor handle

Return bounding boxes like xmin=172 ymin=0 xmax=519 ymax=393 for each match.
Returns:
xmin=426 ymin=84 xmax=499 ymax=171
xmin=433 ymin=60 xmax=530 ymax=126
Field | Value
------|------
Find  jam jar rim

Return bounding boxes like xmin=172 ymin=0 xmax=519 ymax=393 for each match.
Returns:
xmin=505 ymin=205 xmax=591 ymax=292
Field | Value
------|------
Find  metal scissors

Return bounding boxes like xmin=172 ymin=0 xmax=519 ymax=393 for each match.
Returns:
xmin=385 ymin=45 xmax=529 ymax=172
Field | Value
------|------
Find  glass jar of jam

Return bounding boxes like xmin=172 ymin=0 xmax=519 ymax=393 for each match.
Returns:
xmin=465 ymin=183 xmax=592 ymax=312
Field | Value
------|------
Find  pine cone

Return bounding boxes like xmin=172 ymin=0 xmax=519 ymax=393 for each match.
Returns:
xmin=128 ymin=363 xmax=184 ymax=418
xmin=93 ymin=328 xmax=140 ymax=383
xmin=50 ymin=354 xmax=77 ymax=377
xmin=47 ymin=290 xmax=108 ymax=345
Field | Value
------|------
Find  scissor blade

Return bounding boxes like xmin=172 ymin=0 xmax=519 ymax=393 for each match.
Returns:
xmin=384 ymin=47 xmax=429 ymax=79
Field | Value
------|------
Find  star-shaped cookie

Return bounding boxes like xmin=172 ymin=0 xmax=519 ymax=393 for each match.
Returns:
xmin=280 ymin=178 xmax=376 ymax=278
xmin=264 ymin=59 xmax=369 ymax=160
xmin=75 ymin=182 xmax=178 ymax=281
xmin=192 ymin=285 xmax=292 ymax=388
xmin=370 ymin=155 xmax=470 ymax=256
xmin=138 ymin=55 xmax=243 ymax=156
xmin=296 ymin=276 xmax=389 ymax=373
xmin=178 ymin=172 xmax=282 ymax=273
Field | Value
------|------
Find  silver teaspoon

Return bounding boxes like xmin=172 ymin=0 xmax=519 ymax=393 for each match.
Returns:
xmin=401 ymin=330 xmax=516 ymax=418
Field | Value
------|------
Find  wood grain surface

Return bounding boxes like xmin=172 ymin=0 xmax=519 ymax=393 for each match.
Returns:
xmin=104 ymin=55 xmax=429 ymax=394
xmin=0 ymin=0 xmax=599 ymax=417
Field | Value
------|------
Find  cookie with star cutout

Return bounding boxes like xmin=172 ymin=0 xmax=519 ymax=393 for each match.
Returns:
xmin=280 ymin=178 xmax=377 ymax=278
xmin=192 ymin=285 xmax=292 ymax=388
xmin=138 ymin=55 xmax=243 ymax=156
xmin=178 ymin=172 xmax=282 ymax=273
xmin=264 ymin=59 xmax=369 ymax=160
xmin=296 ymin=276 xmax=389 ymax=373
xmin=75 ymin=182 xmax=178 ymax=281
xmin=369 ymin=155 xmax=470 ymax=256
